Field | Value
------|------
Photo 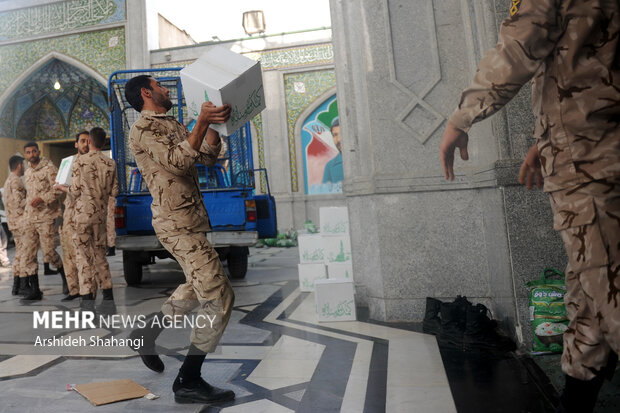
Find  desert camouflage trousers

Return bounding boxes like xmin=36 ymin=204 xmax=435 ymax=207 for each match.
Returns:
xmin=549 ymin=178 xmax=620 ymax=381
xmin=11 ymin=229 xmax=26 ymax=278
xmin=21 ymin=220 xmax=62 ymax=275
xmin=73 ymin=222 xmax=112 ymax=296
xmin=107 ymin=197 xmax=115 ymax=247
xmin=60 ymin=222 xmax=79 ymax=296
xmin=158 ymin=231 xmax=234 ymax=353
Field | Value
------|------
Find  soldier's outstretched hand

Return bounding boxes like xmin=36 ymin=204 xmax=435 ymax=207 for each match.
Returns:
xmin=518 ymin=144 xmax=543 ymax=189
xmin=439 ymin=122 xmax=469 ymax=181
xmin=200 ymin=102 xmax=231 ymax=125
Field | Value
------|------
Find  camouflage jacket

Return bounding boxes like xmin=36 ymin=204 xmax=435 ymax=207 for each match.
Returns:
xmin=3 ymin=173 xmax=26 ymax=231
xmin=70 ymin=151 xmax=119 ymax=227
xmin=62 ymin=156 xmax=80 ymax=227
xmin=449 ymin=0 xmax=620 ymax=192
xmin=24 ymin=157 xmax=61 ymax=222
xmin=129 ymin=110 xmax=221 ymax=234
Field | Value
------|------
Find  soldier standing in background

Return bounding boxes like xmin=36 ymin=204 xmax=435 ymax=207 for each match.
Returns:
xmin=3 ymin=155 xmax=27 ymax=295
xmin=57 ymin=127 xmax=118 ymax=313
xmin=58 ymin=131 xmax=90 ymax=302
xmin=439 ymin=1 xmax=619 ymax=412
xmin=21 ymin=142 xmax=66 ymax=302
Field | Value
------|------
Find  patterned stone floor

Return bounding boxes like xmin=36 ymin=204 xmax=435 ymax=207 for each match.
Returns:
xmin=0 ymin=246 xmax=617 ymax=412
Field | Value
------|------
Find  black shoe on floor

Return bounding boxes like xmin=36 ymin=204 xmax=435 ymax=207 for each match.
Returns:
xmin=20 ymin=275 xmax=43 ymax=303
xmin=173 ymin=376 xmax=235 ymax=404
xmin=43 ymin=263 xmax=58 ymax=275
xmin=422 ymin=297 xmax=442 ymax=335
xmin=12 ymin=276 xmax=20 ymax=296
xmin=17 ymin=277 xmax=31 ymax=296
xmin=463 ymin=303 xmax=516 ymax=353
xmin=61 ymin=293 xmax=80 ymax=302
xmin=129 ymin=327 xmax=164 ymax=373
xmin=438 ymin=301 xmax=465 ymax=349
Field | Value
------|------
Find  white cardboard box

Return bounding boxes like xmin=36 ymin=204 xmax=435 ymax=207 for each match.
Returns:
xmin=314 ymin=279 xmax=356 ymax=322
xmin=327 ymin=262 xmax=353 ymax=280
xmin=323 ymin=234 xmax=352 ymax=264
xmin=180 ymin=46 xmax=266 ymax=136
xmin=298 ymin=263 xmax=327 ymax=292
xmin=298 ymin=234 xmax=324 ymax=264
xmin=55 ymin=155 xmax=75 ymax=186
xmin=319 ymin=207 xmax=349 ymax=235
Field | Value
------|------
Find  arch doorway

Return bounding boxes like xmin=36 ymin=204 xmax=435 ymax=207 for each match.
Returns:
xmin=0 ymin=57 xmax=109 ymax=165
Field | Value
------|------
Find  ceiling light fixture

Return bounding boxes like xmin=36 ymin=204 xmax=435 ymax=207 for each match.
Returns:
xmin=53 ymin=80 xmax=61 ymax=90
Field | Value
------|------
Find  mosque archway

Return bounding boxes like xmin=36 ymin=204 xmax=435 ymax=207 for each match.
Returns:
xmin=0 ymin=56 xmax=109 ymax=142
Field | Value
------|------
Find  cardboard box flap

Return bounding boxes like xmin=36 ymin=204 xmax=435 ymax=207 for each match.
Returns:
xmin=200 ymin=46 xmax=257 ymax=74
xmin=74 ymin=378 xmax=149 ymax=406
xmin=181 ymin=61 xmax=235 ymax=91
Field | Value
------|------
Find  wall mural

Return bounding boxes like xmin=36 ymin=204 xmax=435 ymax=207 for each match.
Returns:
xmin=301 ymin=95 xmax=342 ymax=194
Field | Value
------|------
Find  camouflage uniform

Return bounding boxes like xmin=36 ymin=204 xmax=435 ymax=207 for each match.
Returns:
xmin=23 ymin=157 xmax=62 ymax=273
xmin=129 ymin=110 xmax=234 ymax=353
xmin=3 ymin=173 xmax=27 ymax=277
xmin=449 ymin=1 xmax=620 ymax=380
xmin=70 ymin=151 xmax=118 ymax=296
xmin=59 ymin=160 xmax=80 ymax=296
xmin=106 ymin=196 xmax=115 ymax=248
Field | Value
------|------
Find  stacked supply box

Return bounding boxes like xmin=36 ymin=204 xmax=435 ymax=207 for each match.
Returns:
xmin=297 ymin=233 xmax=326 ymax=292
xmin=315 ymin=279 xmax=356 ymax=322
xmin=314 ymin=206 xmax=357 ymax=321
xmin=320 ymin=207 xmax=354 ymax=281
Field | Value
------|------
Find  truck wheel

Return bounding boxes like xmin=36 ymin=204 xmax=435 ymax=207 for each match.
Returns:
xmin=227 ymin=247 xmax=248 ymax=279
xmin=123 ymin=250 xmax=143 ymax=286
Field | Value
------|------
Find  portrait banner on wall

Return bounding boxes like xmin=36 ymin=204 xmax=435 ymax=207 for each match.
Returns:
xmin=301 ymin=95 xmax=342 ymax=194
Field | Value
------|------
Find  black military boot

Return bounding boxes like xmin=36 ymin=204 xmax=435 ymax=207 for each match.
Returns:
xmin=130 ymin=312 xmax=166 ymax=373
xmin=61 ymin=293 xmax=80 ymax=302
xmin=173 ymin=344 xmax=235 ymax=404
xmin=43 ymin=262 xmax=58 ymax=275
xmin=79 ymin=293 xmax=96 ymax=312
xmin=17 ymin=276 xmax=31 ymax=296
xmin=20 ymin=275 xmax=43 ymax=302
xmin=438 ymin=301 xmax=465 ymax=349
xmin=97 ymin=288 xmax=117 ymax=316
xmin=422 ymin=297 xmax=442 ymax=335
xmin=463 ymin=303 xmax=516 ymax=353
xmin=556 ymin=374 xmax=604 ymax=413
xmin=12 ymin=276 xmax=20 ymax=296
xmin=58 ymin=266 xmax=69 ymax=295
xmin=106 ymin=246 xmax=115 ymax=257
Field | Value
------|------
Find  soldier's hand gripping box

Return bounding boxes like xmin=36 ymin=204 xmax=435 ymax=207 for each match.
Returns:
xmin=55 ymin=155 xmax=75 ymax=186
xmin=180 ymin=46 xmax=266 ymax=136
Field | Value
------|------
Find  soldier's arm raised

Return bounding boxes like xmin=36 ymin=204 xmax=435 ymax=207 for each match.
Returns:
xmin=139 ymin=103 xmax=230 ymax=175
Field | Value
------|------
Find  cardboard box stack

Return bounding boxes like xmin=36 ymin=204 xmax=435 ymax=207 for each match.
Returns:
xmin=297 ymin=234 xmax=326 ymax=292
xmin=316 ymin=207 xmax=356 ymax=321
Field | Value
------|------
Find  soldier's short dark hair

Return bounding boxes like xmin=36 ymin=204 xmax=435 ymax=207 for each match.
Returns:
xmin=75 ymin=130 xmax=89 ymax=142
xmin=9 ymin=155 xmax=24 ymax=171
xmin=24 ymin=141 xmax=38 ymax=150
xmin=125 ymin=75 xmax=153 ymax=112
xmin=89 ymin=127 xmax=107 ymax=149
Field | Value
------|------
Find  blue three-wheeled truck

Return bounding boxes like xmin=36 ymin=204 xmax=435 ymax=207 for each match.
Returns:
xmin=108 ymin=68 xmax=277 ymax=285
